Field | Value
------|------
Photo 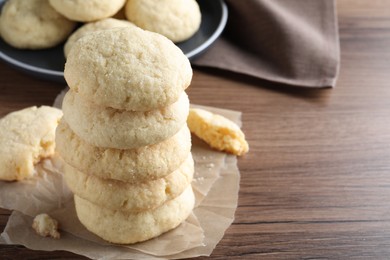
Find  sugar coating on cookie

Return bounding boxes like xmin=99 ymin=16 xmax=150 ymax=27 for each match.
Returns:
xmin=0 ymin=0 xmax=76 ymax=49
xmin=74 ymin=185 xmax=195 ymax=244
xmin=64 ymin=18 xmax=135 ymax=58
xmin=187 ymin=108 xmax=249 ymax=156
xmin=64 ymin=154 xmax=194 ymax=212
xmin=125 ymin=0 xmax=201 ymax=43
xmin=64 ymin=27 xmax=192 ymax=111
xmin=56 ymin=120 xmax=191 ymax=182
xmin=0 ymin=106 xmax=63 ymax=181
xmin=62 ymin=90 xmax=189 ymax=149
xmin=48 ymin=0 xmax=126 ymax=22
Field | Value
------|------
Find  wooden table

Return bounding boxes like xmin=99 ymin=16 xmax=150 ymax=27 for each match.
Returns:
xmin=1 ymin=0 xmax=390 ymax=258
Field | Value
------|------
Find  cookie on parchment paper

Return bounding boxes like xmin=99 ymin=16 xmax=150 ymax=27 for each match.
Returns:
xmin=63 ymin=154 xmax=194 ymax=212
xmin=0 ymin=106 xmax=62 ymax=181
xmin=74 ymin=185 xmax=195 ymax=244
xmin=56 ymin=120 xmax=192 ymax=182
xmin=64 ymin=27 xmax=192 ymax=111
xmin=0 ymin=0 xmax=76 ymax=49
xmin=187 ymin=108 xmax=249 ymax=156
xmin=62 ymin=90 xmax=189 ymax=149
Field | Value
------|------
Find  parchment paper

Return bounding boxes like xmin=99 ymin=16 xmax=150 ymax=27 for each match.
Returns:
xmin=0 ymin=90 xmax=242 ymax=259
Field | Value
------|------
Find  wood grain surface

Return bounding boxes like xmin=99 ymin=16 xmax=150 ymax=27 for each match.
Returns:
xmin=1 ymin=0 xmax=390 ymax=259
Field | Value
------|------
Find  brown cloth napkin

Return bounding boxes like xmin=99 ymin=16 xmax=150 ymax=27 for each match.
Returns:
xmin=193 ymin=0 xmax=340 ymax=88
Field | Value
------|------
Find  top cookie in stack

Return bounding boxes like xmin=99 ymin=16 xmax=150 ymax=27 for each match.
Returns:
xmin=63 ymin=26 xmax=192 ymax=149
xmin=64 ymin=26 xmax=192 ymax=112
xmin=57 ymin=26 xmax=195 ymax=244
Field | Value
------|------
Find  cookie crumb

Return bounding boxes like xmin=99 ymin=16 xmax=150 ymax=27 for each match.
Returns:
xmin=32 ymin=213 xmax=60 ymax=239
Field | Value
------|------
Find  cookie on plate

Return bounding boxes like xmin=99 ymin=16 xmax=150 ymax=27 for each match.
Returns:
xmin=48 ymin=0 xmax=126 ymax=22
xmin=74 ymin=185 xmax=195 ymax=244
xmin=56 ymin=120 xmax=191 ymax=182
xmin=62 ymin=90 xmax=189 ymax=149
xmin=0 ymin=106 xmax=63 ymax=181
xmin=64 ymin=27 xmax=192 ymax=111
xmin=0 ymin=0 xmax=76 ymax=49
xmin=125 ymin=0 xmax=201 ymax=42
xmin=64 ymin=154 xmax=194 ymax=212
xmin=64 ymin=18 xmax=135 ymax=58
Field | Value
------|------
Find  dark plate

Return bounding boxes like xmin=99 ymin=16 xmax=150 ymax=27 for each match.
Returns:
xmin=0 ymin=0 xmax=228 ymax=83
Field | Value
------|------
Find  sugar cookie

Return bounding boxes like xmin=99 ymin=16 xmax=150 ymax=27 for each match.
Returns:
xmin=125 ymin=0 xmax=201 ymax=42
xmin=74 ymin=185 xmax=195 ymax=244
xmin=64 ymin=154 xmax=193 ymax=212
xmin=0 ymin=0 xmax=76 ymax=49
xmin=49 ymin=0 xmax=126 ymax=22
xmin=62 ymin=90 xmax=189 ymax=149
xmin=56 ymin=120 xmax=191 ymax=182
xmin=64 ymin=18 xmax=135 ymax=58
xmin=64 ymin=27 xmax=192 ymax=111
xmin=0 ymin=106 xmax=63 ymax=181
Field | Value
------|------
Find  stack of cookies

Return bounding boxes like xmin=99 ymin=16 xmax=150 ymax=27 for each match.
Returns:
xmin=55 ymin=26 xmax=194 ymax=244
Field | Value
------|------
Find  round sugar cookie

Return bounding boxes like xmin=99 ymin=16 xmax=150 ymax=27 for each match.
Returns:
xmin=0 ymin=0 xmax=76 ymax=49
xmin=125 ymin=0 xmax=201 ymax=42
xmin=48 ymin=0 xmax=126 ymax=22
xmin=62 ymin=90 xmax=189 ymax=149
xmin=0 ymin=106 xmax=63 ymax=181
xmin=64 ymin=18 xmax=135 ymax=58
xmin=74 ymin=185 xmax=195 ymax=244
xmin=64 ymin=26 xmax=192 ymax=111
xmin=56 ymin=120 xmax=191 ymax=182
xmin=64 ymin=154 xmax=194 ymax=212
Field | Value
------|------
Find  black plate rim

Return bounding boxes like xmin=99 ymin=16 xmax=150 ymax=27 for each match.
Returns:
xmin=0 ymin=51 xmax=64 ymax=76
xmin=186 ymin=0 xmax=228 ymax=59
xmin=0 ymin=0 xmax=228 ymax=79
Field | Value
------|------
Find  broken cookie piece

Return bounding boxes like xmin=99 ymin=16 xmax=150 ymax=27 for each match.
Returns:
xmin=32 ymin=213 xmax=60 ymax=239
xmin=187 ymin=108 xmax=249 ymax=156
xmin=0 ymin=106 xmax=63 ymax=181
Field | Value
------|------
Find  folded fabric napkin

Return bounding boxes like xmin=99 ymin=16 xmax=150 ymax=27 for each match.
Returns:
xmin=193 ymin=0 xmax=340 ymax=88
